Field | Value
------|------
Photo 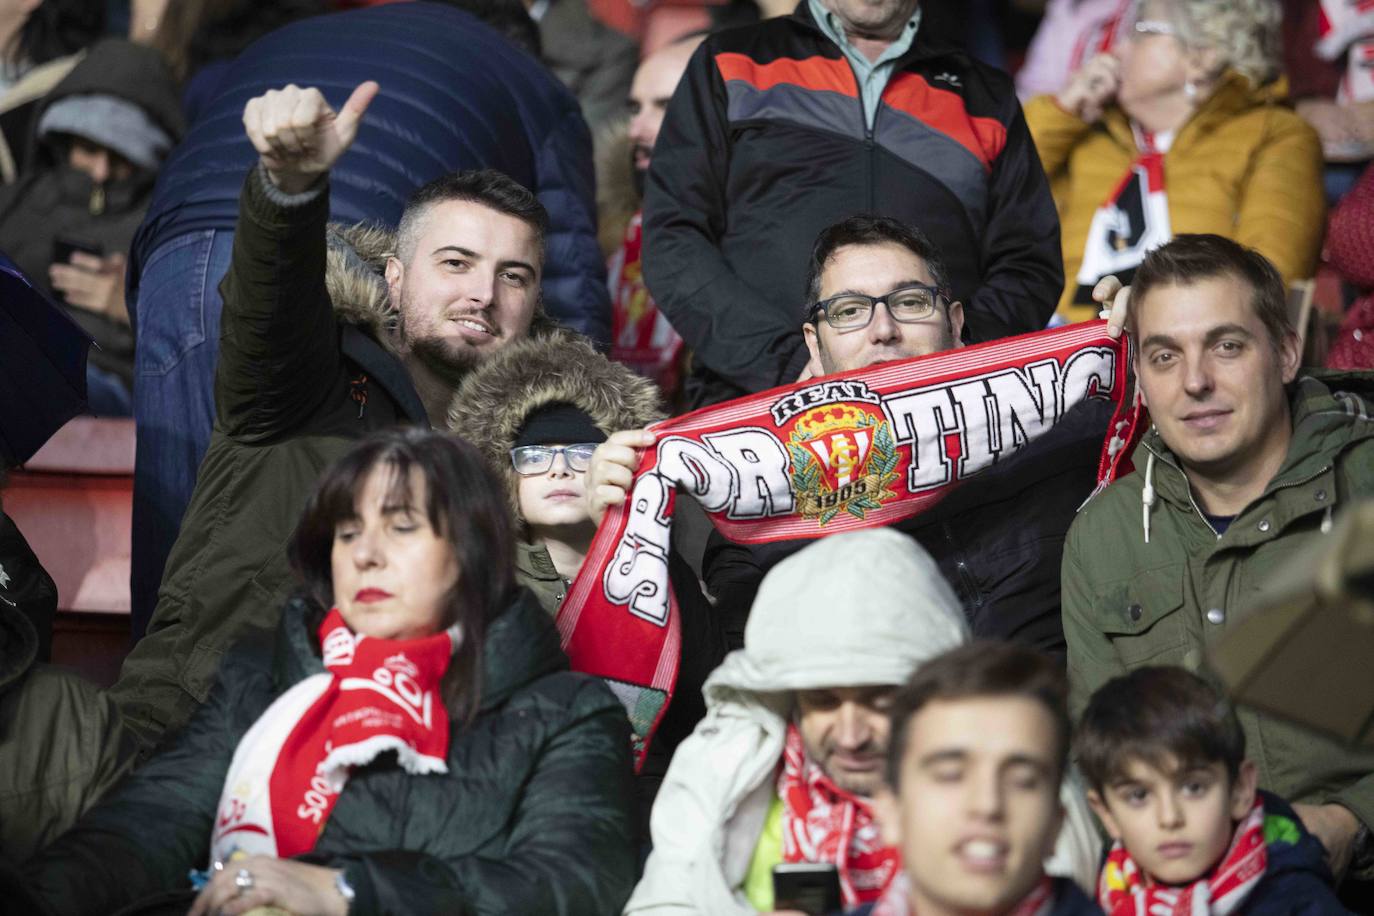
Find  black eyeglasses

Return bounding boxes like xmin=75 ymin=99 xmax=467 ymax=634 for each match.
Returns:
xmin=809 ymin=284 xmax=951 ymax=330
xmin=510 ymin=443 xmax=598 ymax=476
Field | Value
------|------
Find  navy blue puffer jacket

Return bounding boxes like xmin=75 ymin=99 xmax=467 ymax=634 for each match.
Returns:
xmin=129 ymin=1 xmax=609 ymax=342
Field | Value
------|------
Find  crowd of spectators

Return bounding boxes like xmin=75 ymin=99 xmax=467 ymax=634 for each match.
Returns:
xmin=1 ymin=0 xmax=1373 ymax=914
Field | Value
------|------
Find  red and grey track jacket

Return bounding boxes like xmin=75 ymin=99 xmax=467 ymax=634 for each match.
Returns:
xmin=642 ymin=3 xmax=1064 ymax=406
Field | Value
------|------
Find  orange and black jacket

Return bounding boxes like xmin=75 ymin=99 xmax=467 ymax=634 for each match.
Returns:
xmin=642 ymin=3 xmax=1064 ymax=406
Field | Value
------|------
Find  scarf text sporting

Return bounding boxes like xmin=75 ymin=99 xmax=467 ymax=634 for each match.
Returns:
xmin=557 ymin=322 xmax=1142 ymax=766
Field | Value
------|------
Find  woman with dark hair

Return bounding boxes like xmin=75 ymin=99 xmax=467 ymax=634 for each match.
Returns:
xmin=13 ymin=428 xmax=636 ymax=916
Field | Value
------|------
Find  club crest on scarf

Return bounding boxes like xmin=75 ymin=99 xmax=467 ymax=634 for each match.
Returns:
xmin=787 ymin=403 xmax=901 ymax=525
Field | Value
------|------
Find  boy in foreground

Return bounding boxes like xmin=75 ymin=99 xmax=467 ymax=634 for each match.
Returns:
xmin=1078 ymin=667 xmax=1349 ymax=914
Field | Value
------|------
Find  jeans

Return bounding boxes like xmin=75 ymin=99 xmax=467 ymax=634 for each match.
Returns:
xmin=129 ymin=229 xmax=234 ymax=640
xmin=86 ymin=364 xmax=133 ymax=417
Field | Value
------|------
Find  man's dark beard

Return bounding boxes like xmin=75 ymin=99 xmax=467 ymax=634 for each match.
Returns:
xmin=408 ymin=335 xmax=483 ymax=389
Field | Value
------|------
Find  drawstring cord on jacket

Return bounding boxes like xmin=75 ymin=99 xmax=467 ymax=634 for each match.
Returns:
xmin=1141 ymin=449 xmax=1157 ymax=544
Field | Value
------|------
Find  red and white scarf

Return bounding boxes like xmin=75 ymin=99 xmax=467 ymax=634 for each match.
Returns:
xmin=1098 ymin=795 xmax=1267 ymax=916
xmin=1074 ymin=127 xmax=1171 ymax=307
xmin=778 ymin=724 xmax=900 ymax=908
xmin=210 ymin=609 xmax=460 ymax=863
xmin=556 ymin=323 xmax=1143 ymax=769
xmin=871 ymin=872 xmax=1056 ymax=916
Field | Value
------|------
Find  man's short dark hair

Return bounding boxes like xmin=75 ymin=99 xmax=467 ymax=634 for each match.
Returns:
xmin=884 ymin=641 xmax=1071 ymax=790
xmin=804 ymin=214 xmax=952 ymax=316
xmin=1076 ymin=666 xmax=1246 ymax=794
xmin=1127 ymin=234 xmax=1293 ymax=349
xmin=395 ymin=169 xmax=549 ymax=264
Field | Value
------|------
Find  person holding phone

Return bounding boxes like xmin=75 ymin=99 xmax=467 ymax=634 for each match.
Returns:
xmin=624 ymin=530 xmax=1103 ymax=916
xmin=0 ymin=38 xmax=183 ymax=416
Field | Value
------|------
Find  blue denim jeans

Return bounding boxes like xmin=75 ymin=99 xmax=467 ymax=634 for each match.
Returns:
xmin=130 ymin=229 xmax=235 ymax=639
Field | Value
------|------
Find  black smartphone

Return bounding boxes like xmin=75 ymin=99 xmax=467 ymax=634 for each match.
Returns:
xmin=52 ymin=235 xmax=104 ymax=266
xmin=772 ymin=862 xmax=842 ymax=915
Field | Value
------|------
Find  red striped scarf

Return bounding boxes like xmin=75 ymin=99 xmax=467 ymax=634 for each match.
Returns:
xmin=556 ymin=322 xmax=1142 ymax=768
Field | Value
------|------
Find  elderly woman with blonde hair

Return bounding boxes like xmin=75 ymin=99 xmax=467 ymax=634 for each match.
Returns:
xmin=1026 ymin=0 xmax=1324 ymax=324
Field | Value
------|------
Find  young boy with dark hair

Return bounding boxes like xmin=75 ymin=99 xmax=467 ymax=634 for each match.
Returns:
xmin=1078 ymin=666 xmax=1349 ymax=914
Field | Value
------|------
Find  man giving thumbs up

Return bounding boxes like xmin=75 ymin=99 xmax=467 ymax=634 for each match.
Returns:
xmin=110 ymin=80 xmax=554 ymax=755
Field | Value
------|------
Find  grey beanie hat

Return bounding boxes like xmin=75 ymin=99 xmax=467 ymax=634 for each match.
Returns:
xmin=38 ymin=94 xmax=174 ymax=172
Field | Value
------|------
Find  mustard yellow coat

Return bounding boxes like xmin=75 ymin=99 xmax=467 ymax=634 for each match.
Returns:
xmin=1026 ymin=71 xmax=1325 ymax=323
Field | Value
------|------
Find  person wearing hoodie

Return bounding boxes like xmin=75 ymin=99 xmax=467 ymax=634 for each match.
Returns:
xmin=0 ymin=36 xmax=183 ymax=415
xmin=1061 ymin=235 xmax=1374 ymax=892
xmin=448 ymin=332 xmax=728 ymax=842
xmin=624 ymin=528 xmax=1103 ymax=915
xmin=1025 ymin=0 xmax=1324 ymax=324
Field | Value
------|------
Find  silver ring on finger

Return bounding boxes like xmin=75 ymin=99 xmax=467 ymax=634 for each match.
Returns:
xmin=234 ymin=867 xmax=254 ymax=896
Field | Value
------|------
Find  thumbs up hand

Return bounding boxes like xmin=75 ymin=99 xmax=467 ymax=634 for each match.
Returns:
xmin=242 ymin=81 xmax=380 ymax=194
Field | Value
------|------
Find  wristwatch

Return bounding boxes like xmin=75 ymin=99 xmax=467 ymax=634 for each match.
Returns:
xmin=334 ymin=869 xmax=357 ymax=911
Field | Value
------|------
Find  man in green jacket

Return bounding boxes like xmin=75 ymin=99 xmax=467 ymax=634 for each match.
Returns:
xmin=110 ymin=81 xmax=554 ymax=755
xmin=1062 ymin=234 xmax=1374 ymax=886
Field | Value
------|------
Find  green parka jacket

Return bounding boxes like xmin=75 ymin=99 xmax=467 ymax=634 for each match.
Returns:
xmin=110 ymin=168 xmax=434 ymax=755
xmin=19 ymin=589 xmax=636 ymax=915
xmin=1062 ymin=372 xmax=1374 ymax=864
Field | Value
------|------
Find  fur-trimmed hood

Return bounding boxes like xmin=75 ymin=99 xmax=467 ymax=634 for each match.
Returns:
xmin=323 ymin=221 xmax=561 ymax=354
xmin=447 ymin=333 xmax=663 ymax=509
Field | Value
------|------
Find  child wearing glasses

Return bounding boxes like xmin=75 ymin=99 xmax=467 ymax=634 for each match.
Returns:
xmin=449 ymin=332 xmax=727 ymax=845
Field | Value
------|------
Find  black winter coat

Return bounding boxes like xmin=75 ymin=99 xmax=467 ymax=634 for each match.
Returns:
xmin=20 ymin=590 xmax=637 ymax=916
xmin=643 ymin=1 xmax=1062 ymax=406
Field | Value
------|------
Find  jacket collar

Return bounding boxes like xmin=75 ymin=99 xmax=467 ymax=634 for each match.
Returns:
xmin=339 ymin=325 xmax=428 ymax=425
xmin=515 ymin=539 xmax=563 ymax=583
xmin=789 ymin=0 xmax=964 ymax=64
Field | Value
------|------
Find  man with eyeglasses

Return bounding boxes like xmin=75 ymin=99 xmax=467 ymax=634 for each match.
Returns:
xmin=593 ymin=215 xmax=1115 ymax=655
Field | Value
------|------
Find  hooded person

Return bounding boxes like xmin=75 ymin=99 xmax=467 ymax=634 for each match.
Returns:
xmin=448 ymin=333 xmax=728 ymax=839
xmin=624 ymin=528 xmax=1103 ymax=915
xmin=0 ymin=37 xmax=183 ymax=415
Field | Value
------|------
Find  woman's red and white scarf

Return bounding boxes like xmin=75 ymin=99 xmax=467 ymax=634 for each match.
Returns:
xmin=210 ymin=609 xmax=460 ymax=864
xmin=870 ymin=872 xmax=1056 ymax=916
xmin=1073 ymin=127 xmax=1171 ymax=306
xmin=1098 ymin=795 xmax=1267 ymax=916
xmin=778 ymin=723 xmax=900 ymax=908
